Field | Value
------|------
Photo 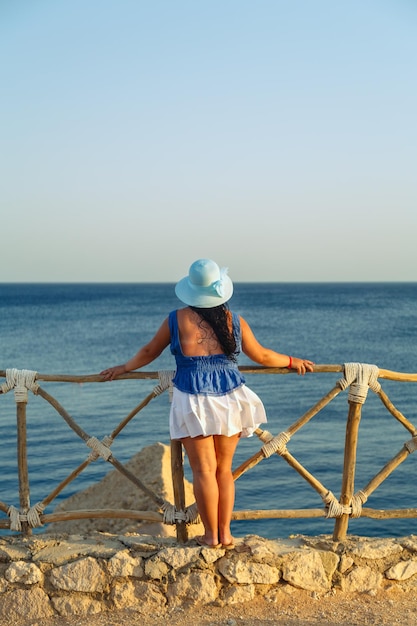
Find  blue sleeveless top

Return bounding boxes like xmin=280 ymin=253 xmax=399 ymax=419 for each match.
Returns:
xmin=168 ymin=310 xmax=246 ymax=395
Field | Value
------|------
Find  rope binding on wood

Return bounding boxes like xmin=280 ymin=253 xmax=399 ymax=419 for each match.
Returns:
xmin=323 ymin=489 xmax=368 ymax=519
xmin=162 ymin=501 xmax=200 ymax=525
xmin=1 ymin=369 xmax=39 ymax=403
xmin=7 ymin=502 xmax=45 ymax=531
xmin=405 ymin=435 xmax=417 ymax=454
xmin=154 ymin=371 xmax=175 ymax=400
xmin=259 ymin=429 xmax=291 ymax=457
xmin=338 ymin=363 xmax=381 ymax=404
xmin=86 ymin=435 xmax=113 ymax=461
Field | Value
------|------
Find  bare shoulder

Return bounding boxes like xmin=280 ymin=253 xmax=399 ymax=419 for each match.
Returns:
xmin=239 ymin=315 xmax=254 ymax=334
xmin=176 ymin=307 xmax=196 ymax=325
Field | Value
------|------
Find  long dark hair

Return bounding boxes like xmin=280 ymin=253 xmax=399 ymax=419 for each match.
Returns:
xmin=190 ymin=303 xmax=237 ymax=360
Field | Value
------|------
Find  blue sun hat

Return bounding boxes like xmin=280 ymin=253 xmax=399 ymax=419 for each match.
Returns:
xmin=175 ymin=259 xmax=233 ymax=308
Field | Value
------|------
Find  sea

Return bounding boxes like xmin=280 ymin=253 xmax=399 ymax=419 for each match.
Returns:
xmin=1 ymin=282 xmax=417 ymax=540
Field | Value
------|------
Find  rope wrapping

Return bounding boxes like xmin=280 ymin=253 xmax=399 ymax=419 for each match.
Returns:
xmin=7 ymin=505 xmax=22 ymax=531
xmin=7 ymin=502 xmax=45 ymax=530
xmin=184 ymin=502 xmax=200 ymax=524
xmin=337 ymin=363 xmax=381 ymax=404
xmin=1 ymin=369 xmax=39 ymax=403
xmin=261 ymin=431 xmax=291 ymax=458
xmin=86 ymin=436 xmax=113 ymax=461
xmin=26 ymin=502 xmax=45 ymax=528
xmin=154 ymin=371 xmax=175 ymax=400
xmin=257 ymin=429 xmax=274 ymax=443
xmin=323 ymin=490 xmax=351 ymax=518
xmin=350 ymin=490 xmax=368 ymax=518
xmin=405 ymin=436 xmax=417 ymax=454
xmin=162 ymin=501 xmax=200 ymax=525
xmin=323 ymin=489 xmax=368 ymax=519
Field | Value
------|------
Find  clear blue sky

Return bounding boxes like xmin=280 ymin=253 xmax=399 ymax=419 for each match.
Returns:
xmin=1 ymin=0 xmax=416 ymax=282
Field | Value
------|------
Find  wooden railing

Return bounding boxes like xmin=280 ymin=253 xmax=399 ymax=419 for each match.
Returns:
xmin=1 ymin=364 xmax=416 ymax=541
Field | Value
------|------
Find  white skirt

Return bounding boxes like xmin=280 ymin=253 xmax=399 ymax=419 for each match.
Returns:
xmin=169 ymin=384 xmax=267 ymax=439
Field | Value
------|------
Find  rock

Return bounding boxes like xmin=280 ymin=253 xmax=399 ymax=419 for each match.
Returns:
xmin=32 ymin=536 xmax=122 ymax=565
xmin=0 ymin=588 xmax=54 ymax=621
xmin=318 ymin=550 xmax=339 ymax=579
xmin=5 ymin=561 xmax=43 ymax=585
xmin=110 ymin=580 xmax=137 ymax=609
xmin=200 ymin=544 xmax=225 ymax=563
xmin=0 ymin=548 xmax=11 ymax=563
xmin=350 ymin=538 xmax=403 ymax=560
xmin=158 ymin=545 xmax=201 ymax=569
xmin=339 ymin=555 xmax=354 ymax=573
xmin=167 ymin=570 xmax=219 ymax=606
xmin=282 ymin=550 xmax=330 ymax=592
xmin=0 ymin=541 xmax=31 ymax=561
xmin=400 ymin=536 xmax=417 ymax=553
xmin=52 ymin=594 xmax=103 ymax=616
xmin=131 ymin=580 xmax=167 ymax=611
xmin=341 ymin=565 xmax=382 ymax=593
xmin=218 ymin=557 xmax=279 ymax=585
xmin=144 ymin=557 xmax=169 ymax=580
xmin=120 ymin=534 xmax=175 ymax=553
xmin=107 ymin=550 xmax=143 ymax=578
xmin=245 ymin=534 xmax=302 ymax=558
xmin=110 ymin=580 xmax=166 ymax=612
xmin=50 ymin=556 xmax=107 ymax=592
xmin=385 ymin=559 xmax=417 ymax=581
xmin=222 ymin=583 xmax=256 ymax=604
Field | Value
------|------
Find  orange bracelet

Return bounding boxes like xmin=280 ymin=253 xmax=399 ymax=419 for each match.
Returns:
xmin=288 ymin=356 xmax=293 ymax=369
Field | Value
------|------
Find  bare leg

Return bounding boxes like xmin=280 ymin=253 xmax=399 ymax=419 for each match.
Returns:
xmin=182 ymin=433 xmax=240 ymax=547
xmin=214 ymin=434 xmax=240 ymax=546
xmin=182 ymin=435 xmax=220 ymax=546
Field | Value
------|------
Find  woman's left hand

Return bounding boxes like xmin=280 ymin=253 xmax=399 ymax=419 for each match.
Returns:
xmin=291 ymin=358 xmax=315 ymax=375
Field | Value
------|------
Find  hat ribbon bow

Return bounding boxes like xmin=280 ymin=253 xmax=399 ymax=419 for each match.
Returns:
xmin=211 ymin=267 xmax=229 ymax=297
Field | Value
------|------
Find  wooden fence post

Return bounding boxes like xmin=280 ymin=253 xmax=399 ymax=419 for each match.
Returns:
xmin=17 ymin=402 xmax=31 ymax=536
xmin=333 ymin=401 xmax=362 ymax=541
xmin=170 ymin=440 xmax=188 ymax=543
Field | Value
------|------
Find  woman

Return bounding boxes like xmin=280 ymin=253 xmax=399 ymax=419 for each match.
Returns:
xmin=101 ymin=259 xmax=314 ymax=548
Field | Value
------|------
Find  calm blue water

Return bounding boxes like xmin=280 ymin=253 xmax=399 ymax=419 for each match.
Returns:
xmin=1 ymin=282 xmax=417 ymax=539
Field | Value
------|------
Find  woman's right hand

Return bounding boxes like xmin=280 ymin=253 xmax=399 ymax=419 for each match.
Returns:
xmin=100 ymin=364 xmax=126 ymax=381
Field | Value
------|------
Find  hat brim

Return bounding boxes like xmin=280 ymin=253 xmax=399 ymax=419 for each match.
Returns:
xmin=175 ymin=275 xmax=233 ymax=308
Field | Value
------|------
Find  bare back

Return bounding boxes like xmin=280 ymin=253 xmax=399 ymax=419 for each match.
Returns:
xmin=176 ymin=307 xmax=232 ymax=357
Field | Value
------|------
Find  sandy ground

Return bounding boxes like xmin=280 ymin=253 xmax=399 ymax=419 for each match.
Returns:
xmin=16 ymin=588 xmax=417 ymax=626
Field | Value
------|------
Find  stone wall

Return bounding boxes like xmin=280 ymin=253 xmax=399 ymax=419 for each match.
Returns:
xmin=1 ymin=532 xmax=417 ymax=624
